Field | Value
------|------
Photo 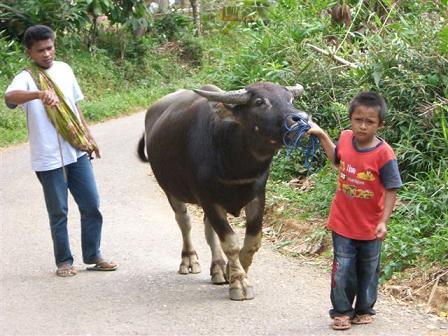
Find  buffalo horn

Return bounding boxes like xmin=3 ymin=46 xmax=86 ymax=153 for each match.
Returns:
xmin=193 ymin=88 xmax=250 ymax=105
xmin=285 ymin=84 xmax=304 ymax=97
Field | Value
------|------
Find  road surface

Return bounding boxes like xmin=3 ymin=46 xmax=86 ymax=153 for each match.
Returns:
xmin=1 ymin=111 xmax=446 ymax=335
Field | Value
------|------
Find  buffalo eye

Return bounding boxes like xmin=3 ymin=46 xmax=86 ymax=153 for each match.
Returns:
xmin=254 ymin=98 xmax=264 ymax=106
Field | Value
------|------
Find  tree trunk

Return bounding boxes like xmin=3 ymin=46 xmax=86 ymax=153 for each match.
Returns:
xmin=87 ymin=14 xmax=99 ymax=51
xmin=159 ymin=0 xmax=169 ymax=12
xmin=189 ymin=0 xmax=201 ymax=36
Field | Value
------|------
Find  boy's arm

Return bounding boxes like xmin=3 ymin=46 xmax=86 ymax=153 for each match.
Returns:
xmin=375 ymin=189 xmax=398 ymax=240
xmin=5 ymin=89 xmax=59 ymax=107
xmin=307 ymin=122 xmax=336 ymax=163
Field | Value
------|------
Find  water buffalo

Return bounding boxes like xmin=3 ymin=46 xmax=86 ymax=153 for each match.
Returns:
xmin=137 ymin=82 xmax=307 ymax=300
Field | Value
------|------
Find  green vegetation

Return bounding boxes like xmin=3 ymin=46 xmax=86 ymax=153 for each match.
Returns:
xmin=1 ymin=0 xmax=446 ymax=283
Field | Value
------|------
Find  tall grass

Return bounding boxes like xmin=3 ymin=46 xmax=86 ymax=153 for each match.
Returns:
xmin=382 ymin=168 xmax=448 ymax=278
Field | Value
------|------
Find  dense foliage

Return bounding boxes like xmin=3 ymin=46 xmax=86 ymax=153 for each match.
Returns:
xmin=0 ymin=0 xmax=446 ymax=279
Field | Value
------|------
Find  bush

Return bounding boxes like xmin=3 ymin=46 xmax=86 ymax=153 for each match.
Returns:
xmin=178 ymin=34 xmax=203 ymax=66
xmin=152 ymin=11 xmax=192 ymax=41
xmin=383 ymin=167 xmax=448 ymax=279
xmin=0 ymin=0 xmax=88 ymax=41
xmin=0 ymin=31 xmax=27 ymax=78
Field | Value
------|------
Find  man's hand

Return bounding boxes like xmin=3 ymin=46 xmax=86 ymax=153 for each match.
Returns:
xmin=375 ymin=221 xmax=387 ymax=240
xmin=38 ymin=90 xmax=59 ymax=107
xmin=92 ymin=139 xmax=101 ymax=159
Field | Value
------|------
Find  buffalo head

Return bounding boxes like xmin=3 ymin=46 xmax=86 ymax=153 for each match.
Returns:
xmin=194 ymin=82 xmax=307 ymax=160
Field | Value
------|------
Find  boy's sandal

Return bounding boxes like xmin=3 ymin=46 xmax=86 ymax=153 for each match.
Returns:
xmin=352 ymin=314 xmax=373 ymax=324
xmin=86 ymin=259 xmax=118 ymax=271
xmin=332 ymin=316 xmax=351 ymax=330
xmin=56 ymin=264 xmax=77 ymax=277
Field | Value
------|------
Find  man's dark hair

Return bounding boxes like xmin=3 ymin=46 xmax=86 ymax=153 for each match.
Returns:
xmin=23 ymin=25 xmax=55 ymax=49
xmin=348 ymin=91 xmax=387 ymax=122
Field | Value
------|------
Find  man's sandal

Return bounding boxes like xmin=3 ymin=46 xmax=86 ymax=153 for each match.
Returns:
xmin=352 ymin=314 xmax=373 ymax=324
xmin=86 ymin=259 xmax=118 ymax=271
xmin=56 ymin=263 xmax=77 ymax=277
xmin=332 ymin=316 xmax=352 ymax=330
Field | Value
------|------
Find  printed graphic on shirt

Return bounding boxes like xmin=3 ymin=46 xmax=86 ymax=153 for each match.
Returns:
xmin=338 ymin=160 xmax=375 ymax=199
xmin=356 ymin=170 xmax=375 ymax=181
xmin=341 ymin=183 xmax=357 ymax=197
xmin=356 ymin=189 xmax=374 ymax=199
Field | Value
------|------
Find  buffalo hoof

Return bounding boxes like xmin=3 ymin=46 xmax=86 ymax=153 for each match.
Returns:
xmin=229 ymin=275 xmax=255 ymax=300
xmin=178 ymin=261 xmax=201 ymax=274
xmin=210 ymin=260 xmax=228 ymax=285
xmin=178 ymin=254 xmax=201 ymax=274
xmin=212 ymin=272 xmax=227 ymax=285
xmin=229 ymin=285 xmax=255 ymax=301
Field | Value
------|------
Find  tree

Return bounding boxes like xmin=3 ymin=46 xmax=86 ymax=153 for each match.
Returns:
xmin=189 ymin=0 xmax=201 ymax=36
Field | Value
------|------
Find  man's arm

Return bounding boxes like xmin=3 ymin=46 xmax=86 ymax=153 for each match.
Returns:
xmin=375 ymin=189 xmax=398 ymax=240
xmin=5 ymin=89 xmax=59 ymax=107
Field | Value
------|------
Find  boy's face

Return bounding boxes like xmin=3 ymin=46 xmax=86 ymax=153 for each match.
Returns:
xmin=27 ymin=38 xmax=55 ymax=69
xmin=350 ymin=105 xmax=383 ymax=147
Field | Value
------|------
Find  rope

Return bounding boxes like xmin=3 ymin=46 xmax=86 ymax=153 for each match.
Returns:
xmin=282 ymin=114 xmax=320 ymax=169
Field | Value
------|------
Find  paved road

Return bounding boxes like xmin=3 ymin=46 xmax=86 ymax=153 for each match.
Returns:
xmin=1 ymin=112 xmax=447 ymax=336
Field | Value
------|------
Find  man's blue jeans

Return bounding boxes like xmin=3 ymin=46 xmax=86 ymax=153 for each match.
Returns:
xmin=329 ymin=231 xmax=382 ymax=318
xmin=36 ymin=155 xmax=102 ymax=266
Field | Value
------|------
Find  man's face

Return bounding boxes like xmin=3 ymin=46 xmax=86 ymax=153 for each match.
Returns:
xmin=27 ymin=38 xmax=55 ymax=69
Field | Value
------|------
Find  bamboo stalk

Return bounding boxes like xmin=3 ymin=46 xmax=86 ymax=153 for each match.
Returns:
xmin=306 ymin=43 xmax=358 ymax=69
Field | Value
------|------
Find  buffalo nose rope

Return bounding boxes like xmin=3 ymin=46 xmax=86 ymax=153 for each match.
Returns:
xmin=283 ymin=114 xmax=320 ymax=169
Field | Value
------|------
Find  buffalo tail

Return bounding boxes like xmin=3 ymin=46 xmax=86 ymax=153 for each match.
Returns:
xmin=137 ymin=135 xmax=149 ymax=162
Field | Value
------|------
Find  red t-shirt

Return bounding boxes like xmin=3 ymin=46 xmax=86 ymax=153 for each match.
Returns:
xmin=328 ymin=130 xmax=398 ymax=240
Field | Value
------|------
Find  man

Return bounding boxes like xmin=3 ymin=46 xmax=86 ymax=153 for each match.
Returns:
xmin=4 ymin=25 xmax=117 ymax=277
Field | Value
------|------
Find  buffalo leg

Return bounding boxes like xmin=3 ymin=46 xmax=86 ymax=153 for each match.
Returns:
xmin=204 ymin=216 xmax=228 ymax=284
xmin=167 ymin=194 xmax=201 ymax=274
xmin=203 ymin=204 xmax=254 ymax=301
xmin=240 ymin=195 xmax=264 ymax=272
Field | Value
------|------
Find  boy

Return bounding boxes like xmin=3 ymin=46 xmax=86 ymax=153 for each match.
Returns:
xmin=307 ymin=92 xmax=402 ymax=330
xmin=4 ymin=25 xmax=117 ymax=277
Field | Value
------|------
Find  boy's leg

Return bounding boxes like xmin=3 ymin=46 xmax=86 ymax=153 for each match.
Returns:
xmin=354 ymin=238 xmax=382 ymax=316
xmin=66 ymin=155 xmax=103 ymax=264
xmin=36 ymin=168 xmax=73 ymax=267
xmin=329 ymin=232 xmax=357 ymax=319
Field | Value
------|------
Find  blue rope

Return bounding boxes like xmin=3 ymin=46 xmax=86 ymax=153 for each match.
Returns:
xmin=282 ymin=114 xmax=320 ymax=169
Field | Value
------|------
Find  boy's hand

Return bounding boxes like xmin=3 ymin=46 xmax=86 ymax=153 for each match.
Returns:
xmin=38 ymin=90 xmax=59 ymax=107
xmin=307 ymin=121 xmax=325 ymax=137
xmin=375 ymin=221 xmax=387 ymax=240
xmin=305 ymin=120 xmax=336 ymax=163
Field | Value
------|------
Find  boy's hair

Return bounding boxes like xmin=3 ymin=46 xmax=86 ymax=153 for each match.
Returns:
xmin=348 ymin=92 xmax=387 ymax=122
xmin=23 ymin=25 xmax=55 ymax=49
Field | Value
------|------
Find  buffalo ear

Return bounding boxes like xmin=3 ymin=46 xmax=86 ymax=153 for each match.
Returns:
xmin=212 ymin=102 xmax=237 ymax=120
